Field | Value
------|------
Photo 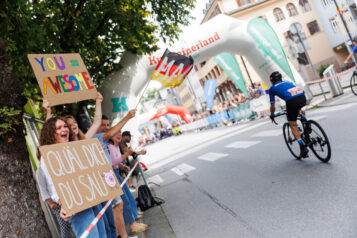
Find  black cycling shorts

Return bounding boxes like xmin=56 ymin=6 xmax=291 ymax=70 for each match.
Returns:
xmin=286 ymin=95 xmax=306 ymax=121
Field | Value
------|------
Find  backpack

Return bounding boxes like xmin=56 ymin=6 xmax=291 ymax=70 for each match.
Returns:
xmin=137 ymin=185 xmax=163 ymax=211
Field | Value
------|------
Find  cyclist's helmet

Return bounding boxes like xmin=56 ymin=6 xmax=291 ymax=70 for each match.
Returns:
xmin=270 ymin=71 xmax=282 ymax=84
xmin=353 ymin=36 xmax=357 ymax=43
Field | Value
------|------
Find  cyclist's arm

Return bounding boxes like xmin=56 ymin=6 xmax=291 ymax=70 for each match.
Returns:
xmin=344 ymin=53 xmax=353 ymax=64
xmin=270 ymin=104 xmax=275 ymax=116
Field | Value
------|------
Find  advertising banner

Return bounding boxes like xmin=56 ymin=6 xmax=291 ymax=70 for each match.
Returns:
xmin=204 ymin=78 xmax=217 ymax=110
xmin=247 ymin=18 xmax=295 ymax=82
xmin=214 ymin=53 xmax=248 ymax=97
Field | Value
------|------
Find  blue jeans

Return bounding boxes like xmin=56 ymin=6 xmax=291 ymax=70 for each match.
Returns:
xmin=69 ymin=205 xmax=106 ymax=238
xmin=99 ymin=201 xmax=117 ymax=238
xmin=114 ymin=169 xmax=138 ymax=224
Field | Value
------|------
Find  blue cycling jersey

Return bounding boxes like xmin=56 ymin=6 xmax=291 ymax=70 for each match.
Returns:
xmin=269 ymin=81 xmax=304 ymax=104
xmin=353 ymin=45 xmax=357 ymax=54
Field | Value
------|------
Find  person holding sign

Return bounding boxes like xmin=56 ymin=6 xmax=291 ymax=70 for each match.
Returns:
xmin=96 ymin=114 xmax=149 ymax=234
xmin=38 ymin=116 xmax=107 ymax=238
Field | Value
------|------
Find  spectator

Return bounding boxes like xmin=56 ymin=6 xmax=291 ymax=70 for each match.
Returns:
xmin=108 ymin=132 xmax=135 ymax=238
xmin=95 ymin=114 xmax=149 ymax=234
xmin=39 ymin=116 xmax=107 ymax=238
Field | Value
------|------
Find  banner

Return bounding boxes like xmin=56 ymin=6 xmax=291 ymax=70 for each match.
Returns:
xmin=151 ymin=49 xmax=194 ymax=88
xmin=204 ymin=78 xmax=217 ymax=110
xmin=214 ymin=53 xmax=248 ymax=97
xmin=28 ymin=53 xmax=97 ymax=106
xmin=39 ymin=138 xmax=123 ymax=214
xmin=247 ymin=18 xmax=295 ymax=82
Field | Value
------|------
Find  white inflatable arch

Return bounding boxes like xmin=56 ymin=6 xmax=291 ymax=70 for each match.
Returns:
xmin=100 ymin=14 xmax=312 ymax=129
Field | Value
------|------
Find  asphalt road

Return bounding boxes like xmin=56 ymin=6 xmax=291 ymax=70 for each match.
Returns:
xmin=142 ymin=95 xmax=357 ymax=238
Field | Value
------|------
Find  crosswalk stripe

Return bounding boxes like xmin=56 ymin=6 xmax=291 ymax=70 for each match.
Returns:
xmin=171 ymin=163 xmax=196 ymax=176
xmin=148 ymin=175 xmax=163 ymax=184
xmin=197 ymin=152 xmax=228 ymax=162
xmin=225 ymin=141 xmax=262 ymax=149
xmin=251 ymin=129 xmax=282 ymax=137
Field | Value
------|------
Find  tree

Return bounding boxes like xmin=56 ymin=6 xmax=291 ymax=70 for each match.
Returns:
xmin=0 ymin=0 xmax=195 ymax=236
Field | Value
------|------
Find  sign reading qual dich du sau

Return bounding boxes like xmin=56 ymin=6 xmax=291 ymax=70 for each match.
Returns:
xmin=39 ymin=138 xmax=123 ymax=214
xmin=28 ymin=53 xmax=97 ymax=106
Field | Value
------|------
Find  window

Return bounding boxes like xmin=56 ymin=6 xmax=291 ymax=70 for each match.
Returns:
xmin=273 ymin=8 xmax=285 ymax=22
xmin=330 ymin=18 xmax=340 ymax=33
xmin=236 ymin=0 xmax=252 ymax=7
xmin=321 ymin=0 xmax=333 ymax=7
xmin=299 ymin=0 xmax=311 ymax=13
xmin=286 ymin=3 xmax=298 ymax=17
xmin=307 ymin=20 xmax=320 ymax=35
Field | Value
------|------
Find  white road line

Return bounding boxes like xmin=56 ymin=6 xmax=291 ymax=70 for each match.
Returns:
xmin=197 ymin=152 xmax=228 ymax=162
xmin=148 ymin=175 xmax=163 ymax=184
xmin=149 ymin=121 xmax=268 ymax=170
xmin=225 ymin=141 xmax=262 ymax=149
xmin=251 ymin=129 xmax=282 ymax=137
xmin=171 ymin=163 xmax=196 ymax=176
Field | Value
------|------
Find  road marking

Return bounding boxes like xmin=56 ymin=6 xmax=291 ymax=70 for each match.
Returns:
xmin=251 ymin=129 xmax=282 ymax=137
xmin=171 ymin=163 xmax=196 ymax=176
xmin=225 ymin=141 xmax=261 ymax=149
xmin=149 ymin=121 xmax=268 ymax=170
xmin=197 ymin=152 xmax=228 ymax=162
xmin=148 ymin=175 xmax=163 ymax=184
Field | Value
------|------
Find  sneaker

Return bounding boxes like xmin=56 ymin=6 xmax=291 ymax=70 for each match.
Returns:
xmin=299 ymin=146 xmax=309 ymax=158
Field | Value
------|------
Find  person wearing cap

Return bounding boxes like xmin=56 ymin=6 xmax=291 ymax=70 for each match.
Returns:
xmin=344 ymin=37 xmax=357 ymax=64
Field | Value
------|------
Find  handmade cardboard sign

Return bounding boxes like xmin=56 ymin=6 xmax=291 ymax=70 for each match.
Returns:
xmin=28 ymin=53 xmax=97 ymax=106
xmin=39 ymin=138 xmax=123 ymax=214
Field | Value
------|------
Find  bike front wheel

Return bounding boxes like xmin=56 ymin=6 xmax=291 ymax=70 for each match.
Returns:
xmin=283 ymin=123 xmax=301 ymax=160
xmin=306 ymin=120 xmax=331 ymax=163
xmin=351 ymin=74 xmax=357 ymax=95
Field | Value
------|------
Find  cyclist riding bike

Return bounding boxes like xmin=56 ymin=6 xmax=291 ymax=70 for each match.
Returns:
xmin=269 ymin=71 xmax=308 ymax=158
xmin=344 ymin=36 xmax=357 ymax=64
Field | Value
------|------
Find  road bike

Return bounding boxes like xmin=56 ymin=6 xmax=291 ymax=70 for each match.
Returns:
xmin=350 ymin=69 xmax=357 ymax=95
xmin=272 ymin=112 xmax=331 ymax=163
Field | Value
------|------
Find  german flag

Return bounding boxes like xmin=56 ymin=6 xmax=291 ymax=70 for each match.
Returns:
xmin=151 ymin=49 xmax=194 ymax=88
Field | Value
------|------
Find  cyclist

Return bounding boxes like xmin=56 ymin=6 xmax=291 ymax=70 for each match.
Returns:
xmin=344 ymin=36 xmax=357 ymax=64
xmin=269 ymin=71 xmax=308 ymax=158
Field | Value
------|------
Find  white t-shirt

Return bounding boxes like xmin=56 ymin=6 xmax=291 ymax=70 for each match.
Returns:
xmin=40 ymin=157 xmax=59 ymax=203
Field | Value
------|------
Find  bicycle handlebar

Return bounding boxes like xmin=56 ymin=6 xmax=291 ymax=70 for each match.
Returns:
xmin=271 ymin=111 xmax=286 ymax=125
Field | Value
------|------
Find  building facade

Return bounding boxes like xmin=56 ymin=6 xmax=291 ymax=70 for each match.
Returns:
xmin=195 ymin=0 xmax=347 ymax=106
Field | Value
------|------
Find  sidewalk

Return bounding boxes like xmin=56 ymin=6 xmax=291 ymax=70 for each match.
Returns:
xmin=137 ymin=86 xmax=355 ymax=238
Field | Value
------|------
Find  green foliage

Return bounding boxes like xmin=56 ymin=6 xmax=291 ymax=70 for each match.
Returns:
xmin=316 ymin=63 xmax=332 ymax=79
xmin=0 ymin=107 xmax=22 ymax=135
xmin=0 ymin=0 xmax=195 ymax=102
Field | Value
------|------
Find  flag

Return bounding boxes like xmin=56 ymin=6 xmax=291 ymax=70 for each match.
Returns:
xmin=151 ymin=49 xmax=194 ymax=88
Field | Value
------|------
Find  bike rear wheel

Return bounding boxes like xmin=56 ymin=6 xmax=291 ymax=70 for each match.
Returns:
xmin=306 ymin=120 xmax=331 ymax=163
xmin=283 ymin=123 xmax=301 ymax=160
xmin=351 ymin=74 xmax=357 ymax=95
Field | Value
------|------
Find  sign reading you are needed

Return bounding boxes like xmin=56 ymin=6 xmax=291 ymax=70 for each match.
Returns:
xmin=39 ymin=138 xmax=123 ymax=214
xmin=28 ymin=53 xmax=97 ymax=106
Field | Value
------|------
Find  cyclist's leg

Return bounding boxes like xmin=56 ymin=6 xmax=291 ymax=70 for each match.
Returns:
xmin=288 ymin=121 xmax=301 ymax=140
xmin=286 ymin=96 xmax=309 ymax=157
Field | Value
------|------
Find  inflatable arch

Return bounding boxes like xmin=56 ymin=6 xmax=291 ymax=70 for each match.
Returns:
xmin=100 ymin=14 xmax=312 ymax=130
